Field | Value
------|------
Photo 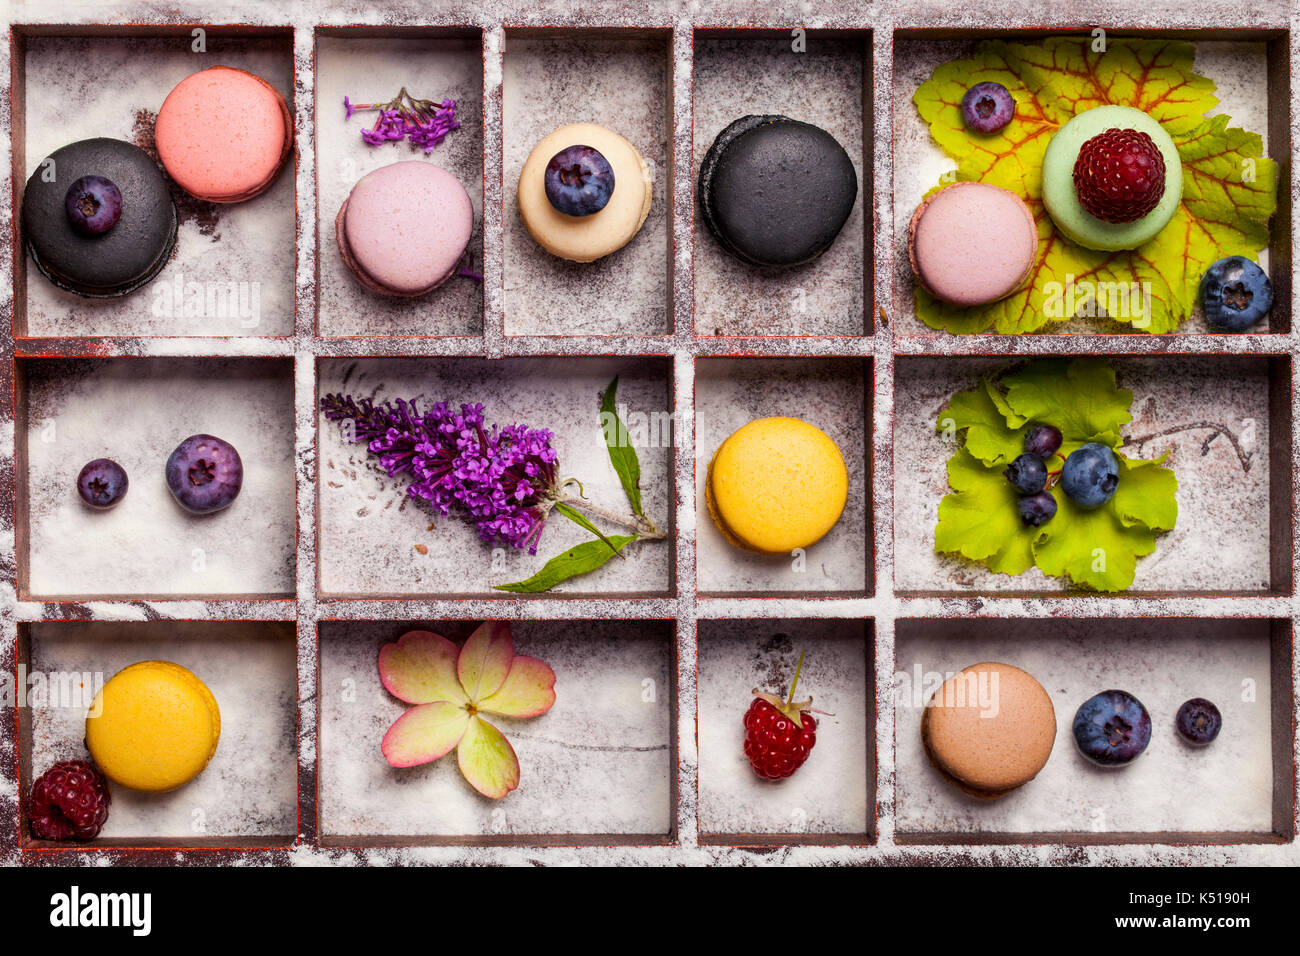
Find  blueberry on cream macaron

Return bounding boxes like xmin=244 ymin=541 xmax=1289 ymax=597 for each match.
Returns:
xmin=699 ymin=115 xmax=857 ymax=268
xmin=922 ymin=661 xmax=1056 ymax=799
xmin=908 ymin=181 xmax=1038 ymax=307
xmin=156 ymin=65 xmax=293 ymax=203
xmin=337 ymin=161 xmax=475 ymax=296
xmin=1041 ymin=105 xmax=1181 ymax=252
xmin=518 ymin=122 xmax=653 ymax=263
xmin=22 ymin=138 xmax=177 ymax=298
xmin=706 ymin=417 xmax=849 ymax=554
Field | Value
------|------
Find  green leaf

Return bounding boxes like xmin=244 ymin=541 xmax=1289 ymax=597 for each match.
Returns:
xmin=600 ymin=377 xmax=644 ymax=517
xmin=493 ymin=535 xmax=637 ymax=593
xmin=934 ymin=358 xmax=1178 ymax=591
xmin=554 ymin=500 xmax=623 ymax=557
xmin=1001 ymin=357 xmax=1132 ymax=451
xmin=937 ymin=378 xmax=1028 ymax=467
xmin=912 ymin=37 xmax=1277 ymax=334
xmin=935 ymin=449 xmax=1038 ymax=575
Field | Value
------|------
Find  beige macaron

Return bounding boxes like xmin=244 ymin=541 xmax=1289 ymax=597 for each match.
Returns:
xmin=921 ymin=661 xmax=1055 ymax=799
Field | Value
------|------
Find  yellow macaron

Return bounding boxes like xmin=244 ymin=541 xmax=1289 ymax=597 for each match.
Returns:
xmin=706 ymin=417 xmax=849 ymax=554
xmin=86 ymin=661 xmax=221 ymax=793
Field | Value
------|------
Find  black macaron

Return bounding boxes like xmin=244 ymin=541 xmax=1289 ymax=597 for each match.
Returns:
xmin=698 ymin=115 xmax=857 ymax=268
xmin=22 ymin=138 xmax=177 ymax=298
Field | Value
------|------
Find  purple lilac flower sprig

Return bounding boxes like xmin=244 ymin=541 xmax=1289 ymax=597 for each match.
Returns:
xmin=320 ymin=392 xmax=558 ymax=554
xmin=343 ymin=89 xmax=460 ymax=154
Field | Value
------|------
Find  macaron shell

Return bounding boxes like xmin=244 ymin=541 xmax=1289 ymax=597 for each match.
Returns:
xmin=699 ymin=115 xmax=858 ymax=268
xmin=908 ymin=181 xmax=1038 ymax=307
xmin=707 ymin=417 xmax=849 ymax=554
xmin=156 ymin=65 xmax=291 ymax=202
xmin=85 ymin=660 xmax=221 ymax=793
xmin=517 ymin=122 xmax=652 ymax=263
xmin=1041 ymin=104 xmax=1182 ymax=252
xmin=922 ymin=661 xmax=1055 ymax=796
xmin=341 ymin=161 xmax=474 ymax=295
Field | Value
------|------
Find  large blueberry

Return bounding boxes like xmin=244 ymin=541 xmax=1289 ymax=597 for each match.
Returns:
xmin=1060 ymin=442 xmax=1119 ymax=508
xmin=165 ymin=434 xmax=243 ymax=514
xmin=76 ymin=458 xmax=128 ymax=509
xmin=1073 ymin=689 xmax=1151 ymax=766
xmin=64 ymin=175 xmax=123 ymax=235
xmin=544 ymin=145 xmax=615 ymax=217
xmin=1200 ymin=256 xmax=1272 ymax=332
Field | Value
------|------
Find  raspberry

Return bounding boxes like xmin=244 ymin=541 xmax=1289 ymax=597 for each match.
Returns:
xmin=28 ymin=760 xmax=111 ymax=841
xmin=1072 ymin=127 xmax=1167 ymax=223
xmin=744 ymin=698 xmax=817 ymax=780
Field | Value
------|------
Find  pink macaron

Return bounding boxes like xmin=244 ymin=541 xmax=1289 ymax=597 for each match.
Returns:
xmin=336 ymin=161 xmax=474 ymax=297
xmin=156 ymin=66 xmax=293 ymax=203
xmin=908 ymin=181 xmax=1038 ymax=307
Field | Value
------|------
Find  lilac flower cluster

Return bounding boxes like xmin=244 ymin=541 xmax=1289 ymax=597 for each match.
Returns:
xmin=344 ymin=89 xmax=460 ymax=154
xmin=321 ymin=393 xmax=559 ymax=554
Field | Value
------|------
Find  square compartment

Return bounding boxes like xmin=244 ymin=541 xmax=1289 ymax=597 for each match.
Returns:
xmin=11 ymin=25 xmax=297 ymax=338
xmin=15 ymin=357 xmax=297 ymax=601
xmin=697 ymin=618 xmax=874 ymax=845
xmin=503 ymin=28 xmax=673 ymax=336
xmin=894 ymin=617 xmax=1294 ymax=844
xmin=18 ymin=620 xmax=298 ymax=849
xmin=317 ymin=355 xmax=674 ymax=597
xmin=315 ymin=27 xmax=485 ymax=338
xmin=693 ymin=29 xmax=871 ymax=336
xmin=695 ymin=357 xmax=873 ymax=597
xmin=893 ymin=354 xmax=1291 ymax=596
xmin=892 ymin=29 xmax=1291 ymax=335
xmin=317 ymin=618 xmax=676 ymax=845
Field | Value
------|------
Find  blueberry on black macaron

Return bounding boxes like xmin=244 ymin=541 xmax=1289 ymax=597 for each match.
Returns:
xmin=698 ymin=115 xmax=857 ymax=268
xmin=22 ymin=138 xmax=177 ymax=298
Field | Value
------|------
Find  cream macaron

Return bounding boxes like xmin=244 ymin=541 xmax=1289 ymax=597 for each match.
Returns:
xmin=518 ymin=122 xmax=652 ymax=263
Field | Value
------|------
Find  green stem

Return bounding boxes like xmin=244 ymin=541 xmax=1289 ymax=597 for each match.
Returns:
xmin=555 ymin=495 xmax=664 ymax=540
xmin=786 ymin=650 xmax=806 ymax=707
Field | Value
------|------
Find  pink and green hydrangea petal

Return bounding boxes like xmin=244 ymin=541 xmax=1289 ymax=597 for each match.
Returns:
xmin=381 ymin=701 xmax=470 ymax=768
xmin=456 ymin=716 xmax=520 ymax=799
xmin=457 ymin=620 xmax=514 ymax=704
xmin=477 ymin=656 xmax=557 ymax=718
xmin=378 ymin=630 xmax=467 ymax=705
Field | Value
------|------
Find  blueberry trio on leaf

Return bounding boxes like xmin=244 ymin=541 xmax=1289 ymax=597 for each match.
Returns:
xmin=1004 ymin=423 xmax=1063 ymax=526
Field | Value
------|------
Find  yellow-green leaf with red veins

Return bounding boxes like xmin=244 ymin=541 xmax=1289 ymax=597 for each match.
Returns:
xmin=913 ymin=37 xmax=1276 ymax=334
xmin=378 ymin=630 xmax=467 ymax=705
xmin=457 ymin=620 xmax=513 ymax=703
xmin=477 ymin=656 xmax=557 ymax=718
xmin=381 ymin=700 xmax=470 ymax=767
xmin=457 ymin=716 xmax=521 ymax=799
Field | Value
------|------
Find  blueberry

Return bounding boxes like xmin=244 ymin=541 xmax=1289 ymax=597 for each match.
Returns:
xmin=1023 ymin=424 xmax=1063 ymax=461
xmin=165 ymin=434 xmax=243 ymax=514
xmin=960 ymin=82 xmax=1015 ymax=134
xmin=544 ymin=145 xmax=615 ymax=217
xmin=1017 ymin=490 xmax=1057 ymax=527
xmin=1073 ymin=689 xmax=1152 ymax=766
xmin=1200 ymin=256 xmax=1272 ymax=332
xmin=64 ymin=175 xmax=122 ymax=235
xmin=1060 ymin=442 xmax=1119 ymax=508
xmin=1004 ymin=453 xmax=1048 ymax=494
xmin=1175 ymin=697 xmax=1222 ymax=746
xmin=76 ymin=458 xmax=128 ymax=509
